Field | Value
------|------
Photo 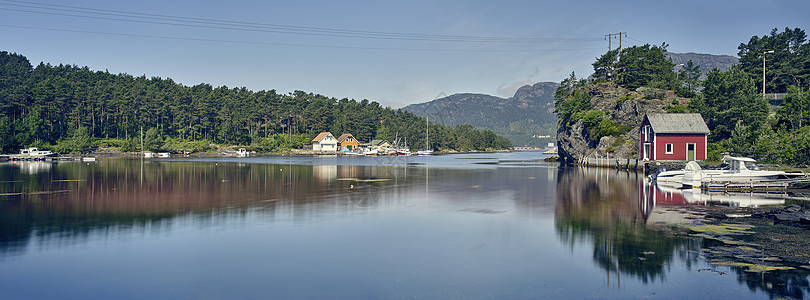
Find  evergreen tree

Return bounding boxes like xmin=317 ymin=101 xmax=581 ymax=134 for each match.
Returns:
xmin=737 ymin=27 xmax=810 ymax=94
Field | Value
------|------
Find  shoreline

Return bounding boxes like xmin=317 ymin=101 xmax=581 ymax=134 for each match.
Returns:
xmin=31 ymin=149 xmax=515 ymax=159
xmin=653 ymin=204 xmax=810 ymax=271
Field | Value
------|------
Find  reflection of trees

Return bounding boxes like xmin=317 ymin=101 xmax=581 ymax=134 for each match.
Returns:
xmin=0 ymin=160 xmax=396 ymax=256
xmin=554 ymin=166 xmax=699 ymax=284
xmin=733 ymin=267 xmax=810 ymax=299
xmin=554 ymin=166 xmax=810 ymax=298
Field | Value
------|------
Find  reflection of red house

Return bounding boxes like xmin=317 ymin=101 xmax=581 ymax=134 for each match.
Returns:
xmin=639 ymin=180 xmax=703 ymax=220
xmin=640 ymin=113 xmax=709 ymax=161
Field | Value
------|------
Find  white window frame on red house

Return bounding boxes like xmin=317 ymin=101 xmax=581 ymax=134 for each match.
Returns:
xmin=665 ymin=143 xmax=673 ymax=154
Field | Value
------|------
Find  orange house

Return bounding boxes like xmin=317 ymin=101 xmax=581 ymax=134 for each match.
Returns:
xmin=337 ymin=133 xmax=359 ymax=151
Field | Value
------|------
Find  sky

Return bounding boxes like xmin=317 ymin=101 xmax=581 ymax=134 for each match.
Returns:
xmin=1 ymin=0 xmax=808 ymax=108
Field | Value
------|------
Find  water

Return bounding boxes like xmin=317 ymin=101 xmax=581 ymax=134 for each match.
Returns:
xmin=0 ymin=152 xmax=808 ymax=299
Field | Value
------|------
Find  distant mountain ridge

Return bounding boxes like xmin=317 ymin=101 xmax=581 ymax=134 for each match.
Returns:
xmin=666 ymin=52 xmax=738 ymax=75
xmin=402 ymin=52 xmax=736 ymax=147
xmin=403 ymin=82 xmax=558 ymax=147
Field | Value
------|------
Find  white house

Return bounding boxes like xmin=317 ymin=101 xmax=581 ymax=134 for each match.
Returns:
xmin=312 ymin=132 xmax=338 ymax=152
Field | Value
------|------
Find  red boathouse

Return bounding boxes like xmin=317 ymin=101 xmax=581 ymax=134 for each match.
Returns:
xmin=640 ymin=113 xmax=710 ymax=161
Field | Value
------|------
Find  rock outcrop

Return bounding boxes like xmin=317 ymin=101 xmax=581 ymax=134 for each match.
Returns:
xmin=556 ymin=82 xmax=693 ymax=163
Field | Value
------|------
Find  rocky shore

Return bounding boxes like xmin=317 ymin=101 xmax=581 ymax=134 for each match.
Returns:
xmin=654 ymin=203 xmax=810 ymax=271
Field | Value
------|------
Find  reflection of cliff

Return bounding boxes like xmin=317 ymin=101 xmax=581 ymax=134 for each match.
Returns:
xmin=554 ymin=167 xmax=699 ymax=284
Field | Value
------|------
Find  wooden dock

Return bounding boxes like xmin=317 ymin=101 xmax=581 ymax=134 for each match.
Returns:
xmin=578 ymin=157 xmax=648 ymax=171
xmin=701 ymin=177 xmax=810 ymax=192
xmin=701 ymin=180 xmax=790 ymax=192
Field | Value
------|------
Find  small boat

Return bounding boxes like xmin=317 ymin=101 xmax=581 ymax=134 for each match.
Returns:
xmin=237 ymin=148 xmax=249 ymax=157
xmin=418 ymin=116 xmax=433 ymax=156
xmin=157 ymin=152 xmax=171 ymax=158
xmin=651 ymin=161 xmax=721 ymax=184
xmin=681 ymin=156 xmax=803 ymax=189
xmin=8 ymin=147 xmax=58 ymax=161
xmin=144 ymin=152 xmax=155 ymax=158
xmin=340 ymin=147 xmax=359 ymax=156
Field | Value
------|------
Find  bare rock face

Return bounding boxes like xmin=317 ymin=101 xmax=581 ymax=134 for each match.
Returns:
xmin=556 ymin=83 xmax=692 ymax=163
xmin=556 ymin=119 xmax=593 ymax=163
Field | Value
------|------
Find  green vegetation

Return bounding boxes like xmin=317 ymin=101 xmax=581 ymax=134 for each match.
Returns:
xmin=0 ymin=52 xmax=511 ymax=154
xmin=568 ymin=110 xmax=631 ymax=142
xmin=554 ymin=73 xmax=631 ymax=142
xmin=403 ymin=82 xmax=559 ymax=148
xmin=555 ymin=27 xmax=810 ymax=166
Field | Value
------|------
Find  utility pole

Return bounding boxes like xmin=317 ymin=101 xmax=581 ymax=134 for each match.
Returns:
xmin=604 ymin=32 xmax=627 ymax=51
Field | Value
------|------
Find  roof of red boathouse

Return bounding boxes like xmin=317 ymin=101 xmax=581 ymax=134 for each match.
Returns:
xmin=644 ymin=113 xmax=710 ymax=134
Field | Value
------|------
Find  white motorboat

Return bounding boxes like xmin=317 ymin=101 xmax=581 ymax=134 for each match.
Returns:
xmin=681 ymin=156 xmax=800 ymax=188
xmin=7 ymin=147 xmax=58 ymax=160
xmin=651 ymin=161 xmax=723 ymax=184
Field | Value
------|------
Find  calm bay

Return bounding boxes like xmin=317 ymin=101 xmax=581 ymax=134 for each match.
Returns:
xmin=1 ymin=152 xmax=807 ymax=299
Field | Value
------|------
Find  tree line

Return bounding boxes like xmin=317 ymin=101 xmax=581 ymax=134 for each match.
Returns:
xmin=555 ymin=27 xmax=810 ymax=166
xmin=0 ymin=52 xmax=511 ymax=153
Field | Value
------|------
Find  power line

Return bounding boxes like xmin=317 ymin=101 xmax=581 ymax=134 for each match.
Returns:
xmin=0 ymin=0 xmax=602 ymax=44
xmin=604 ymin=32 xmax=627 ymax=51
xmin=0 ymin=24 xmax=606 ymax=52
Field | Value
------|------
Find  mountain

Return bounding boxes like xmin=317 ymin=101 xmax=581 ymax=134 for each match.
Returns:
xmin=666 ymin=52 xmax=738 ymax=76
xmin=400 ymin=53 xmax=733 ymax=148
xmin=403 ymin=82 xmax=558 ymax=147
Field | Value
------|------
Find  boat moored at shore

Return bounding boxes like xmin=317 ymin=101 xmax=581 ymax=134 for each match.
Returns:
xmin=2 ymin=147 xmax=59 ymax=161
xmin=680 ymin=156 xmax=806 ymax=189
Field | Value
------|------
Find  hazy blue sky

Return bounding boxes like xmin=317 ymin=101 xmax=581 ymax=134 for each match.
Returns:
xmin=1 ymin=0 xmax=807 ymax=108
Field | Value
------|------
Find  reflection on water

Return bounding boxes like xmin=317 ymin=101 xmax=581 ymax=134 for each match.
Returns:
xmin=1 ymin=156 xmax=809 ymax=299
xmin=554 ymin=167 xmax=701 ymax=285
xmin=0 ymin=159 xmax=388 ymax=256
xmin=555 ymin=166 xmax=810 ymax=299
xmin=0 ymin=156 xmax=558 ymax=258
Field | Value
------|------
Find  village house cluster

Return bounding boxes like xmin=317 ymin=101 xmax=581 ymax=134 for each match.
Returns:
xmin=311 ymin=132 xmax=396 ymax=155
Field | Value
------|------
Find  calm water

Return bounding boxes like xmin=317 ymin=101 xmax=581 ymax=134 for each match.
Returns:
xmin=1 ymin=152 xmax=808 ymax=299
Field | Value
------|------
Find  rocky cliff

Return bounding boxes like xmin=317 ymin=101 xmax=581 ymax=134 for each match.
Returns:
xmin=557 ymin=82 xmax=692 ymax=163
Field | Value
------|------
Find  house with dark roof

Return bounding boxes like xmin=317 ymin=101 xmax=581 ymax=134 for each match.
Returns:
xmin=336 ymin=133 xmax=359 ymax=151
xmin=640 ymin=113 xmax=710 ymax=161
xmin=370 ymin=139 xmax=392 ymax=152
xmin=312 ymin=132 xmax=338 ymax=152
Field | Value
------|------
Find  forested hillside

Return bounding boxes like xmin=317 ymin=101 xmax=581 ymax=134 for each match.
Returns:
xmin=0 ymin=52 xmax=511 ymax=153
xmin=554 ymin=27 xmax=810 ymax=166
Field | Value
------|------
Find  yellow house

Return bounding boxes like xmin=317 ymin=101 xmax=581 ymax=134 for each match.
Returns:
xmin=337 ymin=133 xmax=359 ymax=151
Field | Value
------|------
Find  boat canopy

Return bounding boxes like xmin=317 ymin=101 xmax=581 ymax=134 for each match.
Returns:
xmin=684 ymin=161 xmax=702 ymax=171
xmin=723 ymin=156 xmax=756 ymax=163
